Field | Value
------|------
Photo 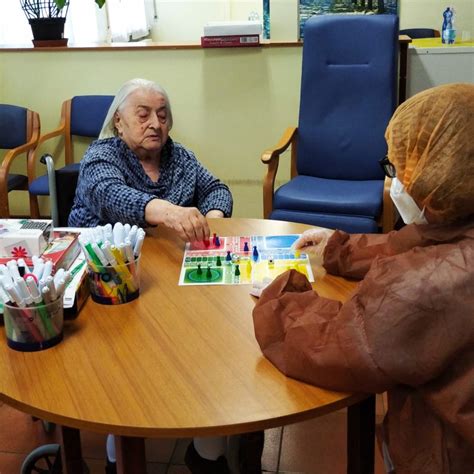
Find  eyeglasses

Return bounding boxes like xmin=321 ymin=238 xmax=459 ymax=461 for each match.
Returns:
xmin=379 ymin=156 xmax=396 ymax=178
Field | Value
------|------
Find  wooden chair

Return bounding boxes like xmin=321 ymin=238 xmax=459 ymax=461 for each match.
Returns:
xmin=0 ymin=104 xmax=40 ymax=218
xmin=262 ymin=15 xmax=398 ymax=234
xmin=29 ymin=95 xmax=114 ymax=219
xmin=399 ymin=28 xmax=440 ymax=39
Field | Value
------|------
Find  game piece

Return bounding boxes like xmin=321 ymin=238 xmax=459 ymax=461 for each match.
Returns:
xmin=252 ymin=246 xmax=259 ymax=261
xmin=204 ymin=239 xmax=210 ymax=247
xmin=212 ymin=233 xmax=217 ymax=245
xmin=243 ymin=242 xmax=249 ymax=252
xmin=180 ymin=234 xmax=315 ymax=286
xmin=294 ymin=249 xmax=300 ymax=257
xmin=215 ymin=236 xmax=220 ymax=247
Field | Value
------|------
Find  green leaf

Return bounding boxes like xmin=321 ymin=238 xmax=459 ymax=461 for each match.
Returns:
xmin=95 ymin=0 xmax=106 ymax=7
xmin=54 ymin=0 xmax=67 ymax=8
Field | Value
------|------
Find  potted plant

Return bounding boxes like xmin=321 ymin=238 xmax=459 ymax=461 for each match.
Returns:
xmin=20 ymin=0 xmax=105 ymax=46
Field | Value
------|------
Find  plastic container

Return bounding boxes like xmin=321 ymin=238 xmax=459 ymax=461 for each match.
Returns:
xmin=442 ymin=7 xmax=456 ymax=44
xmin=3 ymin=298 xmax=63 ymax=352
xmin=87 ymin=258 xmax=140 ymax=305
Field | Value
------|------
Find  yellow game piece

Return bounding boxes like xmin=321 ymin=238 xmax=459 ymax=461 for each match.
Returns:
xmin=246 ymin=260 xmax=252 ymax=274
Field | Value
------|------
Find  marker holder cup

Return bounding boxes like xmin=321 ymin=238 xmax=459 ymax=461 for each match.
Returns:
xmin=3 ymin=298 xmax=64 ymax=352
xmin=87 ymin=258 xmax=140 ymax=305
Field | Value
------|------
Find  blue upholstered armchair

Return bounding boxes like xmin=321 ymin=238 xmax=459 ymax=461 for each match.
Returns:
xmin=29 ymin=95 xmax=114 ymax=219
xmin=0 ymin=104 xmax=40 ymax=218
xmin=263 ymin=15 xmax=398 ymax=233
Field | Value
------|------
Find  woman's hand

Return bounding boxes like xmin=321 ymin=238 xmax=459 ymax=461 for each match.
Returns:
xmin=293 ymin=228 xmax=335 ymax=256
xmin=146 ymin=199 xmax=210 ymax=242
xmin=206 ymin=210 xmax=224 ymax=218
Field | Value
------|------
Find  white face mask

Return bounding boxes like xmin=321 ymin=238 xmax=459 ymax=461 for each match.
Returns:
xmin=390 ymin=178 xmax=428 ymax=225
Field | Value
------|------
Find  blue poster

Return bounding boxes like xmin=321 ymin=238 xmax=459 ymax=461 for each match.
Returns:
xmin=263 ymin=0 xmax=270 ymax=39
xmin=299 ymin=0 xmax=398 ymax=39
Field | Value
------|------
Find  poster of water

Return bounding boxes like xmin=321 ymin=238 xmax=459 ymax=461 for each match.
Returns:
xmin=299 ymin=0 xmax=398 ymax=39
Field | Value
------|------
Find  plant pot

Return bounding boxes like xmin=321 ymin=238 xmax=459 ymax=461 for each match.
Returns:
xmin=28 ymin=17 xmax=66 ymax=41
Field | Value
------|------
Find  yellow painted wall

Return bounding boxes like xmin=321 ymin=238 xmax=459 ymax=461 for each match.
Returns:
xmin=0 ymin=47 xmax=300 ymax=218
xmin=2 ymin=0 xmax=472 ymax=218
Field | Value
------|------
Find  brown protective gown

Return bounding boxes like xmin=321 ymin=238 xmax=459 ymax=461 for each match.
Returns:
xmin=253 ymin=220 xmax=474 ymax=474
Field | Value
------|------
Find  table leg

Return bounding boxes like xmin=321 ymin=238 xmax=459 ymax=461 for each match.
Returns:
xmin=115 ymin=435 xmax=147 ymax=474
xmin=347 ymin=395 xmax=375 ymax=474
xmin=59 ymin=426 xmax=84 ymax=474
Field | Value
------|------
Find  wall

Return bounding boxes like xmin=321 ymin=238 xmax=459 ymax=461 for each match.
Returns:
xmin=2 ymin=0 xmax=472 ymax=218
xmin=0 ymin=47 xmax=300 ymax=218
xmin=400 ymin=0 xmax=473 ymax=38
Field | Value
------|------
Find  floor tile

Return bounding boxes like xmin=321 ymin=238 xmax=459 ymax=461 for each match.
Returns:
xmin=0 ymin=405 xmax=56 ymax=455
xmin=146 ymin=437 xmax=177 ymax=463
xmin=0 ymin=452 xmax=26 ymax=474
xmin=167 ymin=465 xmax=190 ymax=474
xmin=279 ymin=410 xmax=386 ymax=474
xmin=147 ymin=462 xmax=168 ymax=473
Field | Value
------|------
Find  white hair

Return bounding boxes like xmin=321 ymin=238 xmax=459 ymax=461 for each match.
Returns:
xmin=99 ymin=78 xmax=173 ymax=139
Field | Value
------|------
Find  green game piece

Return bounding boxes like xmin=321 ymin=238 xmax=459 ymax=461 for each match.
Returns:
xmin=197 ymin=264 xmax=202 ymax=275
xmin=216 ymin=255 xmax=222 ymax=266
xmin=206 ymin=264 xmax=212 ymax=278
xmin=235 ymin=264 xmax=240 ymax=276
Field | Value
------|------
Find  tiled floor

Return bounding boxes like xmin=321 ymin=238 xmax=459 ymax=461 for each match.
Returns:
xmin=0 ymin=395 xmax=387 ymax=474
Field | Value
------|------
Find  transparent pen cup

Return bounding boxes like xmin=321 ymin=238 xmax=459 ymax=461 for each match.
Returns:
xmin=3 ymin=298 xmax=64 ymax=352
xmin=87 ymin=258 xmax=140 ymax=305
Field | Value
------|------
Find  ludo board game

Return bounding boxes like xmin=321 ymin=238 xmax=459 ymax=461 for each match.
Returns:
xmin=179 ymin=234 xmax=314 ymax=286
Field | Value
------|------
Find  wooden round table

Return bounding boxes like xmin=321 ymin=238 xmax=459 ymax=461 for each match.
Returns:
xmin=0 ymin=218 xmax=374 ymax=474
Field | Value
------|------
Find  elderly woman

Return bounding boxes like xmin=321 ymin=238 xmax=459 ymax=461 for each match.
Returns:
xmin=68 ymin=78 xmax=233 ymax=242
xmin=253 ymin=83 xmax=474 ymax=474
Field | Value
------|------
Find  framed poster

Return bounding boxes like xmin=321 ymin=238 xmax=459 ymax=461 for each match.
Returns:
xmin=299 ymin=0 xmax=398 ymax=39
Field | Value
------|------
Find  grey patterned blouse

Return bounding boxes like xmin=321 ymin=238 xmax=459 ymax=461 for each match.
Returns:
xmin=68 ymin=137 xmax=233 ymax=228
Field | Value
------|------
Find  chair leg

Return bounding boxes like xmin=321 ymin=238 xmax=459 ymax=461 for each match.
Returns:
xmin=29 ymin=193 xmax=41 ymax=219
xmin=0 ymin=189 xmax=10 ymax=218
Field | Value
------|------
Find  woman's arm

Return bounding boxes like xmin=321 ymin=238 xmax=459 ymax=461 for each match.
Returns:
xmin=193 ymin=159 xmax=233 ymax=218
xmin=253 ymin=241 xmax=473 ymax=394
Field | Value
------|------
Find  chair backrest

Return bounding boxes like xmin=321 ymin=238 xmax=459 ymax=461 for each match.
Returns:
xmin=68 ymin=95 xmax=115 ymax=138
xmin=63 ymin=95 xmax=114 ymax=165
xmin=297 ymin=14 xmax=398 ymax=181
xmin=0 ymin=104 xmax=28 ymax=149
xmin=399 ymin=28 xmax=440 ymax=39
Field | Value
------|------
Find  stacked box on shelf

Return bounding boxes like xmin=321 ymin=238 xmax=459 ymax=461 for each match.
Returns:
xmin=201 ymin=20 xmax=262 ymax=48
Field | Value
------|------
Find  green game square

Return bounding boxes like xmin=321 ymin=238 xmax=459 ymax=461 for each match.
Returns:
xmin=184 ymin=267 xmax=223 ymax=284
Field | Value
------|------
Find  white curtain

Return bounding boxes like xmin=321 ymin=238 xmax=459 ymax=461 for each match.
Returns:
xmin=0 ymin=0 xmax=152 ymax=45
xmin=106 ymin=0 xmax=154 ymax=42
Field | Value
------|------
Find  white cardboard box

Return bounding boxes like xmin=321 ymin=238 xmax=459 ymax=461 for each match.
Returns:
xmin=0 ymin=219 xmax=53 ymax=258
xmin=203 ymin=20 xmax=262 ymax=37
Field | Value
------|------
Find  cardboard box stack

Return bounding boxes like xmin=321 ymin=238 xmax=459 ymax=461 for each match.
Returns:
xmin=201 ymin=20 xmax=262 ymax=48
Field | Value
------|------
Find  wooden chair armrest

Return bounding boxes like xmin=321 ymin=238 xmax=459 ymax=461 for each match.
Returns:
xmin=28 ymin=124 xmax=66 ymax=182
xmin=262 ymin=127 xmax=298 ymax=219
xmin=261 ymin=127 xmax=297 ymax=164
xmin=381 ymin=177 xmax=397 ymax=233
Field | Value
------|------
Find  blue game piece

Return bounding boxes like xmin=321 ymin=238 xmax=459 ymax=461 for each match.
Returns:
xmin=226 ymin=251 xmax=232 ymax=261
xmin=252 ymin=246 xmax=259 ymax=261
xmin=215 ymin=236 xmax=220 ymax=247
xmin=243 ymin=242 xmax=249 ymax=252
